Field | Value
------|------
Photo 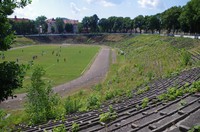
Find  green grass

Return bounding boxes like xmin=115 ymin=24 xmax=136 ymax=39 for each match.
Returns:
xmin=12 ymin=36 xmax=36 ymax=47
xmin=0 ymin=45 xmax=100 ymax=93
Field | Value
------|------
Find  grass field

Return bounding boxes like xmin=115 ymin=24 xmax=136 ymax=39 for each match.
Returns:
xmin=0 ymin=45 xmax=100 ymax=93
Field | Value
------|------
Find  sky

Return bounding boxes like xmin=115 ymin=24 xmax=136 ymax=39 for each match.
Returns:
xmin=10 ymin=0 xmax=190 ymax=21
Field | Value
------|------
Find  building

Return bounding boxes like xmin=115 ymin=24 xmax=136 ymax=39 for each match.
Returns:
xmin=9 ymin=16 xmax=30 ymax=23
xmin=46 ymin=18 xmax=79 ymax=34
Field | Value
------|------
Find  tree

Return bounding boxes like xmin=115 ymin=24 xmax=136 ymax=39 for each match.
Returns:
xmin=134 ymin=15 xmax=145 ymax=34
xmin=161 ymin=6 xmax=182 ymax=34
xmin=82 ymin=16 xmax=90 ymax=33
xmin=123 ymin=17 xmax=132 ymax=33
xmin=89 ymin=14 xmax=99 ymax=32
xmin=25 ymin=67 xmax=63 ymax=124
xmin=113 ymin=17 xmax=124 ymax=32
xmin=55 ymin=18 xmax=64 ymax=33
xmin=0 ymin=62 xmax=26 ymax=102
xmin=178 ymin=0 xmax=200 ymax=33
xmin=65 ymin=23 xmax=73 ymax=33
xmin=108 ymin=16 xmax=117 ymax=32
xmin=98 ymin=18 xmax=109 ymax=32
xmin=146 ymin=15 xmax=161 ymax=34
xmin=0 ymin=0 xmax=30 ymax=102
xmin=10 ymin=20 xmax=37 ymax=35
xmin=35 ymin=16 xmax=48 ymax=33
xmin=51 ymin=26 xmax=55 ymax=33
xmin=178 ymin=6 xmax=190 ymax=33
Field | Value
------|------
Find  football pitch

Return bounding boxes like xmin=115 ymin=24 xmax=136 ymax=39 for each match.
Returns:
xmin=0 ymin=45 xmax=100 ymax=93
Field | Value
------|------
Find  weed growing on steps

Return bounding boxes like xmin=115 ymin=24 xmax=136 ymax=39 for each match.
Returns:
xmin=136 ymin=86 xmax=150 ymax=95
xmin=99 ymin=105 xmax=117 ymax=123
xmin=52 ymin=124 xmax=66 ymax=132
xmin=157 ymin=81 xmax=200 ymax=102
xmin=188 ymin=125 xmax=200 ymax=132
xmin=141 ymin=97 xmax=149 ymax=109
xmin=71 ymin=122 xmax=79 ymax=132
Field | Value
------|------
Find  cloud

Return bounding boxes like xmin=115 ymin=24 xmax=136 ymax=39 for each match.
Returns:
xmin=11 ymin=0 xmax=39 ymax=19
xmin=138 ymin=0 xmax=164 ymax=9
xmin=100 ymin=0 xmax=116 ymax=7
xmin=86 ymin=0 xmax=116 ymax=7
xmin=70 ymin=2 xmax=81 ymax=14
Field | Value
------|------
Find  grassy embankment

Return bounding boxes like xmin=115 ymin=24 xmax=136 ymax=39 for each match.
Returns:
xmin=63 ymin=35 xmax=200 ymax=110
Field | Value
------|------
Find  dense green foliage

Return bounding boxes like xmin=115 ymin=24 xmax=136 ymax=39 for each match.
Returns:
xmin=0 ymin=0 xmax=31 ymax=50
xmin=65 ymin=23 xmax=73 ymax=33
xmin=55 ymin=18 xmax=64 ymax=33
xmin=35 ymin=16 xmax=48 ymax=33
xmin=25 ymin=67 xmax=64 ymax=124
xmin=65 ymin=96 xmax=82 ymax=114
xmin=0 ymin=0 xmax=31 ymax=101
xmin=0 ymin=61 xmax=26 ymax=102
xmin=10 ymin=19 xmax=37 ymax=35
xmin=188 ymin=125 xmax=200 ymax=132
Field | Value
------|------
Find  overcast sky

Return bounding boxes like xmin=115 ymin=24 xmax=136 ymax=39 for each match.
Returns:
xmin=10 ymin=0 xmax=190 ymax=21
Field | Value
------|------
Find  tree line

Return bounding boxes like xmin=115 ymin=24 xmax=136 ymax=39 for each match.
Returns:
xmin=9 ymin=16 xmax=74 ymax=35
xmin=79 ymin=0 xmax=200 ymax=34
xmin=8 ymin=0 xmax=200 ymax=35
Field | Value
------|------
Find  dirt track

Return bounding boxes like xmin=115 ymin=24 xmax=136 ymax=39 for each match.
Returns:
xmin=0 ymin=46 xmax=111 ymax=110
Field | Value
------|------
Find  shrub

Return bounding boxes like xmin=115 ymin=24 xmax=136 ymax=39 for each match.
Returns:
xmin=87 ymin=95 xmax=100 ymax=109
xmin=136 ymin=86 xmax=150 ymax=95
xmin=141 ymin=97 xmax=149 ymax=109
xmin=71 ymin=123 xmax=79 ymax=132
xmin=53 ymin=124 xmax=66 ymax=132
xmin=126 ymin=90 xmax=133 ymax=98
xmin=92 ymin=84 xmax=102 ymax=91
xmin=65 ymin=96 xmax=82 ymax=114
xmin=105 ymin=91 xmax=115 ymax=100
xmin=188 ymin=125 xmax=200 ymax=132
xmin=179 ymin=100 xmax=187 ymax=106
xmin=0 ymin=61 xmax=26 ymax=102
xmin=99 ymin=105 xmax=117 ymax=123
xmin=181 ymin=49 xmax=191 ymax=66
xmin=0 ymin=109 xmax=6 ymax=121
xmin=25 ymin=67 xmax=63 ymax=124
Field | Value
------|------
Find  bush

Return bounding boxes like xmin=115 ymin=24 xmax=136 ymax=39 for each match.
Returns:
xmin=87 ymin=95 xmax=100 ymax=109
xmin=53 ymin=124 xmax=66 ymax=132
xmin=105 ymin=91 xmax=115 ymax=100
xmin=141 ymin=97 xmax=149 ymax=109
xmin=25 ymin=67 xmax=63 ymax=124
xmin=188 ymin=125 xmax=200 ymax=132
xmin=0 ymin=109 xmax=6 ymax=121
xmin=65 ymin=96 xmax=82 ymax=114
xmin=99 ymin=105 xmax=117 ymax=123
xmin=181 ymin=49 xmax=191 ymax=66
xmin=71 ymin=123 xmax=79 ymax=132
xmin=0 ymin=61 xmax=26 ymax=102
